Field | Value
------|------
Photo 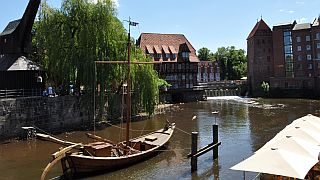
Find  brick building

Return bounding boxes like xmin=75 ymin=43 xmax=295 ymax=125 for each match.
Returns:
xmin=137 ymin=33 xmax=199 ymax=90
xmin=197 ymin=61 xmax=220 ymax=83
xmin=247 ymin=17 xmax=320 ymax=96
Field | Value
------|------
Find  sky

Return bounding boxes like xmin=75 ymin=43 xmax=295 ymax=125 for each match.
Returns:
xmin=1 ymin=0 xmax=320 ymax=53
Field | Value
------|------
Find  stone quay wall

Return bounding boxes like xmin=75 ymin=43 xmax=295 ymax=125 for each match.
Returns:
xmin=0 ymin=96 xmax=90 ymax=140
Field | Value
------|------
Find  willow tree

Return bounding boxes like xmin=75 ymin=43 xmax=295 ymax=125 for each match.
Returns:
xmin=34 ymin=0 xmax=162 ymax=118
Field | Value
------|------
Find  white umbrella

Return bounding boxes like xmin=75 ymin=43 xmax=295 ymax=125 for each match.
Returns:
xmin=261 ymin=127 xmax=320 ymax=149
xmin=231 ymin=114 xmax=320 ymax=179
xmin=231 ymin=148 xmax=316 ymax=179
xmin=257 ymin=136 xmax=320 ymax=158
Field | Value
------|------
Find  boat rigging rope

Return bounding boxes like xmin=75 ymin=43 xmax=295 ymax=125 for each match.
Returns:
xmin=175 ymin=126 xmax=192 ymax=136
xmin=105 ymin=121 xmax=154 ymax=132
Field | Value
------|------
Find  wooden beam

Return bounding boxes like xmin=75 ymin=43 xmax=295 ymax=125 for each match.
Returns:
xmin=86 ymin=133 xmax=116 ymax=145
xmin=193 ymin=142 xmax=221 ymax=158
xmin=187 ymin=142 xmax=221 ymax=158
xmin=95 ymin=61 xmax=162 ymax=64
xmin=36 ymin=133 xmax=78 ymax=146
xmin=41 ymin=143 xmax=81 ymax=180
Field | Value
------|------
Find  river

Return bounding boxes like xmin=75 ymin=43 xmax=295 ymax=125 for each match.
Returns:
xmin=0 ymin=97 xmax=319 ymax=180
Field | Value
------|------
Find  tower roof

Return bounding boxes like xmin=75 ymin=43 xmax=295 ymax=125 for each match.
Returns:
xmin=247 ymin=19 xmax=271 ymax=40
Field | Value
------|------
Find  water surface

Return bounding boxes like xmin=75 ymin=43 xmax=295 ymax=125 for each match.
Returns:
xmin=0 ymin=97 xmax=319 ymax=180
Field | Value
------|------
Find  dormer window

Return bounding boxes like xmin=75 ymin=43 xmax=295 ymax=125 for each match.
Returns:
xmin=182 ymin=52 xmax=189 ymax=61
xmin=165 ymin=53 xmax=170 ymax=59
xmin=148 ymin=53 xmax=154 ymax=58
xmin=155 ymin=53 xmax=161 ymax=59
xmin=172 ymin=53 xmax=176 ymax=59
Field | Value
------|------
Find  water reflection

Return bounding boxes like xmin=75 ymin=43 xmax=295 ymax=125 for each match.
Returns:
xmin=0 ymin=97 xmax=319 ymax=179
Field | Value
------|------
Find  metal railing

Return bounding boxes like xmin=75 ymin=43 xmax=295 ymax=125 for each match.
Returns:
xmin=0 ymin=89 xmax=42 ymax=99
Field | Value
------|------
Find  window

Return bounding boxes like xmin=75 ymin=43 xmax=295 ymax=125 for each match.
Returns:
xmin=148 ymin=53 xmax=154 ymax=58
xmin=317 ymin=43 xmax=320 ymax=49
xmin=297 ymin=46 xmax=302 ymax=51
xmin=306 ymin=45 xmax=311 ymax=51
xmin=171 ymin=53 xmax=176 ymax=59
xmin=165 ymin=53 xmax=170 ymax=59
xmin=285 ymin=54 xmax=293 ymax=62
xmin=316 ymin=33 xmax=320 ymax=40
xmin=298 ymin=55 xmax=302 ymax=61
xmin=182 ymin=52 xmax=189 ymax=60
xmin=306 ymin=35 xmax=311 ymax=42
xmin=307 ymin=54 xmax=312 ymax=60
xmin=156 ymin=53 xmax=161 ymax=59
xmin=284 ymin=36 xmax=292 ymax=45
xmin=267 ymin=56 xmax=270 ymax=62
xmin=285 ymin=46 xmax=292 ymax=53
xmin=318 ymin=53 xmax=320 ymax=60
xmin=308 ymin=64 xmax=313 ymax=69
xmin=296 ymin=36 xmax=301 ymax=43
xmin=298 ymin=64 xmax=303 ymax=70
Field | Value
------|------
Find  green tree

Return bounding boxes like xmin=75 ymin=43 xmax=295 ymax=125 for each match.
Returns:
xmin=213 ymin=46 xmax=247 ymax=80
xmin=34 ymin=0 xmax=162 ymax=117
xmin=197 ymin=47 xmax=214 ymax=61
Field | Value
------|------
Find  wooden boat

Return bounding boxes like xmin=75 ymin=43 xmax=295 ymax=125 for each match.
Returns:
xmin=61 ymin=122 xmax=175 ymax=178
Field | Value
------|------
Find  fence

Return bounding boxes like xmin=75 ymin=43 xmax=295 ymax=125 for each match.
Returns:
xmin=0 ymin=89 xmax=42 ymax=99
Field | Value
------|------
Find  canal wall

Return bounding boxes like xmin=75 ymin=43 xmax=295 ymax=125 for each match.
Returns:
xmin=160 ymin=89 xmax=206 ymax=103
xmin=0 ymin=96 xmax=90 ymax=140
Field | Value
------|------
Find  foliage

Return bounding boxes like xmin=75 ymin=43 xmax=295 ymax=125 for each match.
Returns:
xmin=261 ymin=81 xmax=270 ymax=97
xmin=33 ymin=0 xmax=161 ymax=116
xmin=213 ymin=46 xmax=247 ymax=80
xmin=197 ymin=47 xmax=215 ymax=61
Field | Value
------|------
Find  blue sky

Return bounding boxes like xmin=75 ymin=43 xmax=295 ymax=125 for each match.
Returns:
xmin=1 ymin=0 xmax=320 ymax=53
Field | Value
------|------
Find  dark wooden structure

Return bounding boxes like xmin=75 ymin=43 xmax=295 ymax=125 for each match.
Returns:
xmin=0 ymin=0 xmax=44 ymax=93
xmin=188 ymin=124 xmax=221 ymax=172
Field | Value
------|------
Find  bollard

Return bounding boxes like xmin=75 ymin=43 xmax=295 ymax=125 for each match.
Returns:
xmin=191 ymin=132 xmax=198 ymax=172
xmin=213 ymin=124 xmax=218 ymax=159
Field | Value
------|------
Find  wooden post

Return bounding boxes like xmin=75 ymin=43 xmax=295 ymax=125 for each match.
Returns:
xmin=213 ymin=124 xmax=218 ymax=159
xmin=191 ymin=132 xmax=198 ymax=172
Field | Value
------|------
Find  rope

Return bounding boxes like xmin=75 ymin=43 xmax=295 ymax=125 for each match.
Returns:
xmin=33 ymin=125 xmax=56 ymax=137
xmin=105 ymin=121 xmax=155 ymax=132
xmin=175 ymin=127 xmax=192 ymax=136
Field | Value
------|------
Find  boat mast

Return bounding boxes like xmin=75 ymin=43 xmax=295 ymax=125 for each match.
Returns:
xmin=125 ymin=18 xmax=138 ymax=147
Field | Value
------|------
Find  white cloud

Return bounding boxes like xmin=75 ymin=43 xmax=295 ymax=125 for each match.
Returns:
xmin=297 ymin=17 xmax=307 ymax=23
xmin=296 ymin=1 xmax=305 ymax=5
xmin=279 ymin=9 xmax=295 ymax=14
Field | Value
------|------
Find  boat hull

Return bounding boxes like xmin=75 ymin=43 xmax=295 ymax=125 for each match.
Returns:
xmin=63 ymin=124 xmax=175 ymax=178
xmin=65 ymin=145 xmax=165 ymax=177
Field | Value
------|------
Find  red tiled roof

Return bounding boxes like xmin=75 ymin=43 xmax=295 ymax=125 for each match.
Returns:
xmin=168 ymin=45 xmax=177 ymax=53
xmin=153 ymin=45 xmax=161 ymax=54
xmin=247 ymin=19 xmax=271 ymax=40
xmin=162 ymin=45 xmax=170 ymax=54
xmin=145 ymin=45 xmax=153 ymax=53
xmin=137 ymin=33 xmax=199 ymax=62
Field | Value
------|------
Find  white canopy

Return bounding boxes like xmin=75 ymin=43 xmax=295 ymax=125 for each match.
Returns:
xmin=231 ymin=114 xmax=320 ymax=179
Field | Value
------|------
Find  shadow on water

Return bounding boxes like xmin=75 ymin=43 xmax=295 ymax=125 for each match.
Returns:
xmin=0 ymin=97 xmax=319 ymax=179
